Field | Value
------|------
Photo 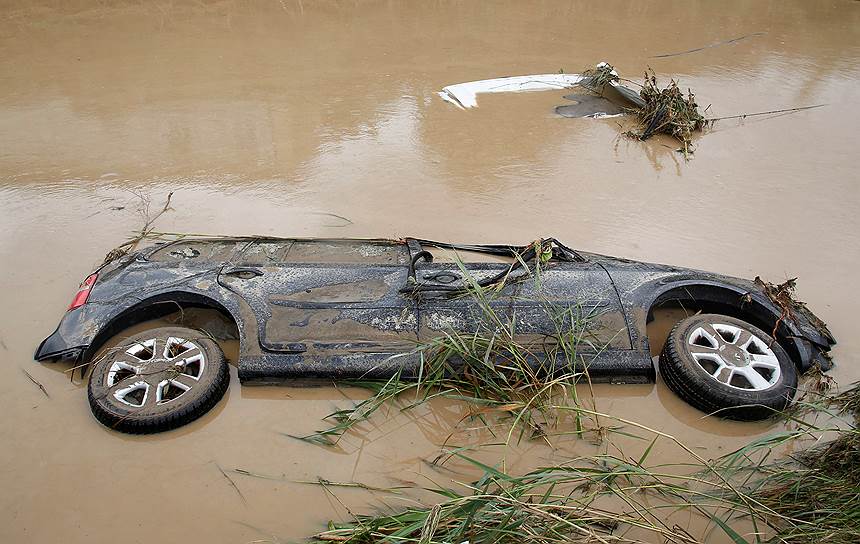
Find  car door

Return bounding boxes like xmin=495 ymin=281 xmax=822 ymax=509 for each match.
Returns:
xmin=413 ymin=245 xmax=631 ymax=358
xmin=219 ymin=239 xmax=418 ymax=357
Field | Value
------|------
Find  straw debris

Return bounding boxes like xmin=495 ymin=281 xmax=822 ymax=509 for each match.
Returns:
xmin=754 ymin=276 xmax=834 ymax=346
xmin=577 ymin=64 xmax=706 ymax=156
xmin=571 ymin=62 xmax=824 ymax=158
xmin=628 ymin=68 xmax=706 ymax=156
xmin=580 ymin=62 xmax=619 ymax=92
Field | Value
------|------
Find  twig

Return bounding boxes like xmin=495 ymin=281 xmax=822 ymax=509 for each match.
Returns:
xmin=706 ymin=104 xmax=825 ymax=122
xmin=754 ymin=276 xmax=798 ymax=345
xmin=103 ymin=192 xmax=174 ymax=264
xmin=650 ymin=32 xmax=765 ymax=58
xmin=310 ymin=212 xmax=353 ymax=226
xmin=296 ymin=477 xmax=405 ymax=494
xmin=216 ymin=462 xmax=247 ymax=505
xmin=234 ymin=468 xmax=284 ymax=481
xmin=21 ymin=368 xmax=50 ymax=398
xmin=316 ymin=477 xmax=361 ymax=523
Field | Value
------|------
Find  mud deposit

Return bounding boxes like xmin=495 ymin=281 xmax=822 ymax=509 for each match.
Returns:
xmin=1 ymin=1 xmax=859 ymax=542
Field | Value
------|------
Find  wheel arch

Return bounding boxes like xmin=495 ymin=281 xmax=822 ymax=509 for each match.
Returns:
xmin=82 ymin=290 xmax=246 ymax=365
xmin=643 ymin=280 xmax=813 ymax=371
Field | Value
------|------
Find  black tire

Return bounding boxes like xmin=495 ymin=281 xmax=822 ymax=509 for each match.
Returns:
xmin=659 ymin=314 xmax=797 ymax=420
xmin=88 ymin=327 xmax=229 ymax=434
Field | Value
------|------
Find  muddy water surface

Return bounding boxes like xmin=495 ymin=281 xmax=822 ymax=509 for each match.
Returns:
xmin=2 ymin=1 xmax=859 ymax=542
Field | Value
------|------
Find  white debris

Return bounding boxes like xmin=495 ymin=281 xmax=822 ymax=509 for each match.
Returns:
xmin=439 ymin=74 xmax=587 ymax=109
xmin=587 ymin=112 xmax=625 ymax=119
xmin=438 ymin=62 xmax=630 ymax=111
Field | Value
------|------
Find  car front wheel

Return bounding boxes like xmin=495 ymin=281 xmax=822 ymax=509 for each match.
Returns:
xmin=659 ymin=314 xmax=797 ymax=420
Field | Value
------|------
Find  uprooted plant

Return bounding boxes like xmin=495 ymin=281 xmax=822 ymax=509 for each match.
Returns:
xmin=579 ymin=62 xmax=622 ymax=93
xmin=577 ymin=63 xmax=706 ymax=156
xmin=632 ymin=68 xmax=706 ymax=156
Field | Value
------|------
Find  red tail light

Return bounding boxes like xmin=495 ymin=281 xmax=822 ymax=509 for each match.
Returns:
xmin=68 ymin=273 xmax=98 ymax=311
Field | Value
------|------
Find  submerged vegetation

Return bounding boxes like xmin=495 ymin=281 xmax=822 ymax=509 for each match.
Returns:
xmin=307 ymin=386 xmax=859 ymax=544
xmin=757 ymin=427 xmax=860 ymax=543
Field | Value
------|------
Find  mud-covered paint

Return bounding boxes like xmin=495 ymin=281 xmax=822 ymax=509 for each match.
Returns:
xmin=34 ymin=237 xmax=835 ymax=384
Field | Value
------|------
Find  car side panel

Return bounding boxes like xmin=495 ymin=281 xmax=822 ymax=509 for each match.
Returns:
xmin=416 ymin=261 xmax=632 ymax=350
xmin=225 ymin=265 xmax=418 ymax=354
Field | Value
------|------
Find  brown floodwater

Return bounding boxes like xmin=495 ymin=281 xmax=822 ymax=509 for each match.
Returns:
xmin=2 ymin=1 xmax=859 ymax=542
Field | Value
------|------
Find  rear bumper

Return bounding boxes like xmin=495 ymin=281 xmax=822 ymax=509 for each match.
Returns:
xmin=34 ymin=306 xmax=93 ymax=361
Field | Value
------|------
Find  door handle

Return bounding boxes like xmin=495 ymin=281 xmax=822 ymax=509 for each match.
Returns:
xmin=222 ymin=267 xmax=264 ymax=279
xmin=422 ymin=271 xmax=461 ymax=284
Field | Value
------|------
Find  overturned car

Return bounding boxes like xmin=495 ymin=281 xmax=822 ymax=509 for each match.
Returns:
xmin=35 ymin=237 xmax=835 ymax=433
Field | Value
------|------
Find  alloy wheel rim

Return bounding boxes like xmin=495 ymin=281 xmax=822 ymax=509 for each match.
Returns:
xmin=686 ymin=322 xmax=780 ymax=391
xmin=104 ymin=336 xmax=206 ymax=409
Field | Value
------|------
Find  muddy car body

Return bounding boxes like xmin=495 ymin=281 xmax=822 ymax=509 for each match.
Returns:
xmin=35 ymin=237 xmax=835 ymax=430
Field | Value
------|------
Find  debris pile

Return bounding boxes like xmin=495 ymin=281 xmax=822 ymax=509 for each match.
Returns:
xmin=579 ymin=62 xmax=619 ymax=92
xmin=755 ymin=276 xmax=835 ymax=347
xmin=579 ymin=63 xmax=707 ymax=155
xmin=440 ymin=62 xmax=823 ymax=159
xmin=630 ymin=68 xmax=706 ymax=156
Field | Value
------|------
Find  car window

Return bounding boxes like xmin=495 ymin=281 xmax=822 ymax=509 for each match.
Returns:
xmin=238 ymin=241 xmax=291 ymax=264
xmin=149 ymin=239 xmax=410 ymax=265
xmin=285 ymin=241 xmax=409 ymax=265
xmin=418 ymin=244 xmax=515 ymax=264
xmin=148 ymin=241 xmax=238 ymax=262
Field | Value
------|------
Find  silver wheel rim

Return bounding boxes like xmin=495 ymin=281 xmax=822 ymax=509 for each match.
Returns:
xmin=105 ymin=336 xmax=206 ymax=408
xmin=686 ymin=322 xmax=781 ymax=391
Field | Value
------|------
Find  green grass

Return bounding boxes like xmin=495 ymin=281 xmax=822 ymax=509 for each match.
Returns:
xmin=307 ymin=393 xmax=858 ymax=544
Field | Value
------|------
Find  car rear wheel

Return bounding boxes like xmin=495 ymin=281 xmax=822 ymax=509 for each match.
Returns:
xmin=659 ymin=314 xmax=797 ymax=420
xmin=87 ymin=327 xmax=229 ymax=433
